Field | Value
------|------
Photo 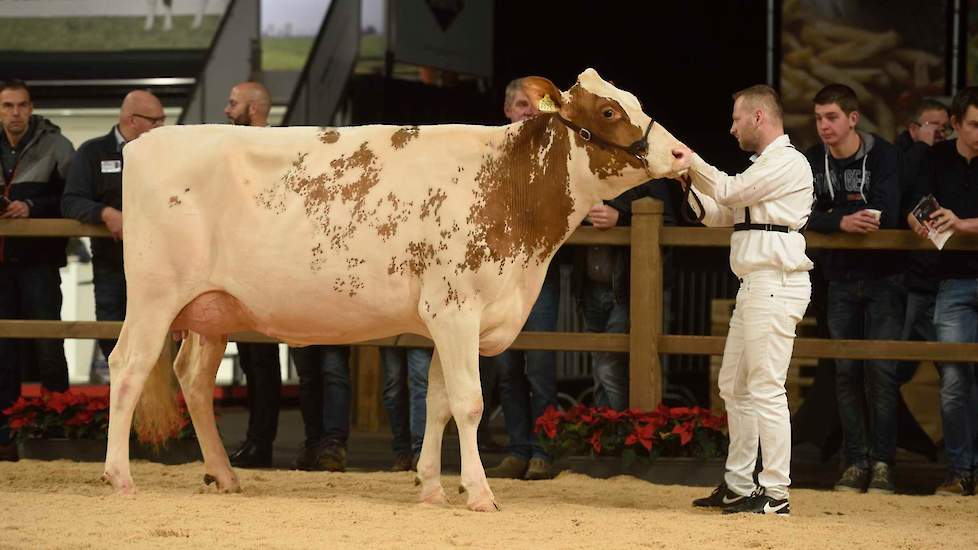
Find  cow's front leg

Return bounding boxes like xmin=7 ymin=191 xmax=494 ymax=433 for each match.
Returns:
xmin=415 ymin=351 xmax=449 ymax=505
xmin=173 ymin=333 xmax=240 ymax=493
xmin=428 ymin=316 xmax=498 ymax=512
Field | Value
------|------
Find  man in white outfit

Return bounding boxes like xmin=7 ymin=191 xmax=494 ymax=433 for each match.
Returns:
xmin=672 ymin=85 xmax=814 ymax=516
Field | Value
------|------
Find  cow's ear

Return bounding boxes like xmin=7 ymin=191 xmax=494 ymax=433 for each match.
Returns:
xmin=522 ymin=77 xmax=563 ymax=113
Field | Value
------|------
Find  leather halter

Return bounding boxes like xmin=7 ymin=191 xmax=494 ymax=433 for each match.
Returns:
xmin=553 ymin=114 xmax=655 ymax=168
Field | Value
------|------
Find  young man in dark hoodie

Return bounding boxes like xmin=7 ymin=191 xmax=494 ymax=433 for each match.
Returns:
xmin=895 ymin=99 xmax=949 ymax=385
xmin=908 ymin=87 xmax=978 ymax=496
xmin=0 ymin=79 xmax=75 ymax=461
xmin=805 ymin=84 xmax=903 ymax=494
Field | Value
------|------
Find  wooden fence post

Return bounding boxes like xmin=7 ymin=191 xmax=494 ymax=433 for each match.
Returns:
xmin=629 ymin=198 xmax=663 ymax=409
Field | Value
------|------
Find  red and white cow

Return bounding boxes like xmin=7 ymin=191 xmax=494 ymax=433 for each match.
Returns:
xmin=102 ymin=68 xmax=685 ymax=511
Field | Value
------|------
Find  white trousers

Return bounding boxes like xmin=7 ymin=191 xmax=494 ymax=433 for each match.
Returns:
xmin=719 ymin=270 xmax=811 ymax=500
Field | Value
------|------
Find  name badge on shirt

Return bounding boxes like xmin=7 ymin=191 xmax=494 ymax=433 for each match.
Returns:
xmin=101 ymin=160 xmax=122 ymax=173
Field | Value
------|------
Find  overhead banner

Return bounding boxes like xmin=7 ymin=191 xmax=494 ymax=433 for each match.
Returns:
xmin=779 ymin=0 xmax=946 ymax=150
xmin=0 ymin=0 xmax=230 ymax=51
xmin=392 ymin=0 xmax=492 ymax=77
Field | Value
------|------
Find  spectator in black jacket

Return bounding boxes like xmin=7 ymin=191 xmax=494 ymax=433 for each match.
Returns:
xmin=907 ymin=87 xmax=978 ymax=496
xmin=0 ymin=79 xmax=74 ymax=461
xmin=895 ymin=99 xmax=949 ymax=385
xmin=805 ymin=84 xmax=903 ymax=494
xmin=62 ymin=90 xmax=166 ymax=381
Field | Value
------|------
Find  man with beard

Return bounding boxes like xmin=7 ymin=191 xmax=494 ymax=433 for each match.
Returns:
xmin=674 ymin=85 xmax=814 ymax=515
xmin=222 ymin=81 xmax=284 ymax=468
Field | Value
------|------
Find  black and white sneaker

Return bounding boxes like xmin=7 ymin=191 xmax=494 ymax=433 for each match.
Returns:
xmin=722 ymin=488 xmax=790 ymax=516
xmin=692 ymin=482 xmax=749 ymax=509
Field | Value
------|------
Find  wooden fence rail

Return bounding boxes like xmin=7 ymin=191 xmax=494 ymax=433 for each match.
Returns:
xmin=2 ymin=202 xmax=977 ymax=416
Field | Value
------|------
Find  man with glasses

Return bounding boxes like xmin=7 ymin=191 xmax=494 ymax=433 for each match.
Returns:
xmin=894 ymin=99 xmax=950 ymax=391
xmin=63 ymin=90 xmax=166 ymax=383
xmin=0 ymin=79 xmax=75 ymax=461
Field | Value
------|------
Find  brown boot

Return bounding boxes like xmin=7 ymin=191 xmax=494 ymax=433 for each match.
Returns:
xmin=524 ymin=457 xmax=553 ymax=480
xmin=318 ymin=442 xmax=347 ymax=472
xmin=935 ymin=473 xmax=975 ymax=496
xmin=485 ymin=455 xmax=528 ymax=479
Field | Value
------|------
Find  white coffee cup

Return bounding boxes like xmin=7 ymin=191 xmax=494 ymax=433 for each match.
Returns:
xmin=864 ymin=208 xmax=881 ymax=222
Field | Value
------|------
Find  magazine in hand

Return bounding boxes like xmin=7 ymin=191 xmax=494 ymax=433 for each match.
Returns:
xmin=911 ymin=194 xmax=953 ymax=250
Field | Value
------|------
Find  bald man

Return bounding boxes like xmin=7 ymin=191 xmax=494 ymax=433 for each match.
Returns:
xmin=224 ymin=82 xmax=271 ymax=127
xmin=221 ymin=80 xmax=289 ymax=469
xmin=63 ymin=90 xmax=165 ymax=373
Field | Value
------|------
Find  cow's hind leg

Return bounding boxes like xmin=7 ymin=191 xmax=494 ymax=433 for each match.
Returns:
xmin=102 ymin=311 xmax=174 ymax=494
xmin=427 ymin=316 xmax=498 ymax=512
xmin=173 ymin=333 xmax=240 ymax=493
xmin=415 ymin=350 xmax=450 ymax=505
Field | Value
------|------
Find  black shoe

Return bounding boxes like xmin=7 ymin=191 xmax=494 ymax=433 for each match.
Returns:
xmin=229 ymin=440 xmax=272 ymax=468
xmin=867 ymin=461 xmax=895 ymax=494
xmin=722 ymin=489 xmax=790 ymax=516
xmin=692 ymin=482 xmax=749 ymax=509
xmin=0 ymin=442 xmax=18 ymax=462
xmin=834 ymin=465 xmax=869 ymax=493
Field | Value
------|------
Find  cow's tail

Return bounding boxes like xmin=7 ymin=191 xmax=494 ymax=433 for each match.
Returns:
xmin=133 ymin=338 xmax=184 ymax=447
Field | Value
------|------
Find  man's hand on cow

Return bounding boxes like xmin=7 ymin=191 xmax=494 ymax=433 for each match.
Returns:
xmin=587 ymin=204 xmax=620 ymax=229
xmin=101 ymin=207 xmax=123 ymax=241
xmin=840 ymin=210 xmax=880 ymax=234
xmin=671 ymin=144 xmax=694 ymax=172
xmin=0 ymin=200 xmax=29 ymax=219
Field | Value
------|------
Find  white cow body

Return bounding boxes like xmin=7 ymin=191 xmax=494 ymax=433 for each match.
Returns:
xmin=103 ymin=69 xmax=685 ymax=511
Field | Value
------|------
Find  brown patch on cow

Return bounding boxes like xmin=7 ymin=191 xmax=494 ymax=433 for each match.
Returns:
xmin=373 ymin=192 xmax=412 ymax=241
xmin=460 ymin=114 xmax=575 ymax=274
xmin=168 ymin=196 xmax=182 ymax=207
xmin=318 ymin=128 xmax=341 ymax=144
xmin=391 ymin=126 xmax=420 ymax=149
xmin=278 ymin=143 xmax=381 ymax=254
xmin=563 ymin=86 xmax=645 ymax=179
xmin=419 ymin=188 xmax=447 ymax=221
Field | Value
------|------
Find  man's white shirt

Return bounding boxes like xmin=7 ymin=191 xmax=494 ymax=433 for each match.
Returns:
xmin=685 ymin=134 xmax=815 ymax=278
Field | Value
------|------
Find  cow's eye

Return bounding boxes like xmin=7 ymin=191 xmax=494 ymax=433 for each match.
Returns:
xmin=603 ymin=109 xmax=615 ymax=119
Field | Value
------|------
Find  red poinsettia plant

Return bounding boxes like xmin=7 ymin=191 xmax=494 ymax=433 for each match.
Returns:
xmin=535 ymin=404 xmax=728 ymax=460
xmin=2 ymin=391 xmax=194 ymax=442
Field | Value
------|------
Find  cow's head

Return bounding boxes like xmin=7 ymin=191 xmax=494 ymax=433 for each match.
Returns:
xmin=522 ymin=68 xmax=685 ymax=198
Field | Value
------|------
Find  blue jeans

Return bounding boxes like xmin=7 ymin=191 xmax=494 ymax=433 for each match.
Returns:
xmin=827 ymin=275 xmax=904 ymax=467
xmin=582 ymin=282 xmax=629 ymax=410
xmin=93 ymin=264 xmax=127 ymax=359
xmin=482 ymin=274 xmax=558 ymax=461
xmin=933 ymin=278 xmax=978 ymax=476
xmin=0 ymin=265 xmax=69 ymax=444
xmin=897 ymin=289 xmax=936 ymax=384
xmin=381 ymin=347 xmax=430 ymax=456
xmin=291 ymin=346 xmax=351 ymax=446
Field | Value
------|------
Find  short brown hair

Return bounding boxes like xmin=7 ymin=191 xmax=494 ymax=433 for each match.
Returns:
xmin=911 ymin=98 xmax=949 ymax=123
xmin=950 ymin=87 xmax=978 ymax=123
xmin=813 ymin=84 xmax=859 ymax=115
xmin=733 ymin=85 xmax=783 ymax=120
xmin=0 ymin=78 xmax=31 ymax=100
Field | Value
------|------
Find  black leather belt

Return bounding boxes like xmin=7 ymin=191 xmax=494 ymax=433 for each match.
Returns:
xmin=733 ymin=207 xmax=794 ymax=233
xmin=733 ymin=222 xmax=791 ymax=233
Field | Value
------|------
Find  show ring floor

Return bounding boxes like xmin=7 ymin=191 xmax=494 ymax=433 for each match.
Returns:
xmin=0 ymin=409 xmax=974 ymax=548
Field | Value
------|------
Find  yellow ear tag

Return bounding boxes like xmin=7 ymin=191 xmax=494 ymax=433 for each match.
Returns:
xmin=537 ymin=94 xmax=558 ymax=113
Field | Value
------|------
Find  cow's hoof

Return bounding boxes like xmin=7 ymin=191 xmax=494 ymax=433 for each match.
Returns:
xmin=419 ymin=484 xmax=447 ymax=505
xmin=101 ymin=472 xmax=135 ymax=496
xmin=467 ymin=495 xmax=500 ymax=512
xmin=203 ymin=472 xmax=241 ymax=493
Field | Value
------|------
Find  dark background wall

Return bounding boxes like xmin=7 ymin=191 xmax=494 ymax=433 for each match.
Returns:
xmin=493 ymin=0 xmax=769 ymax=173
